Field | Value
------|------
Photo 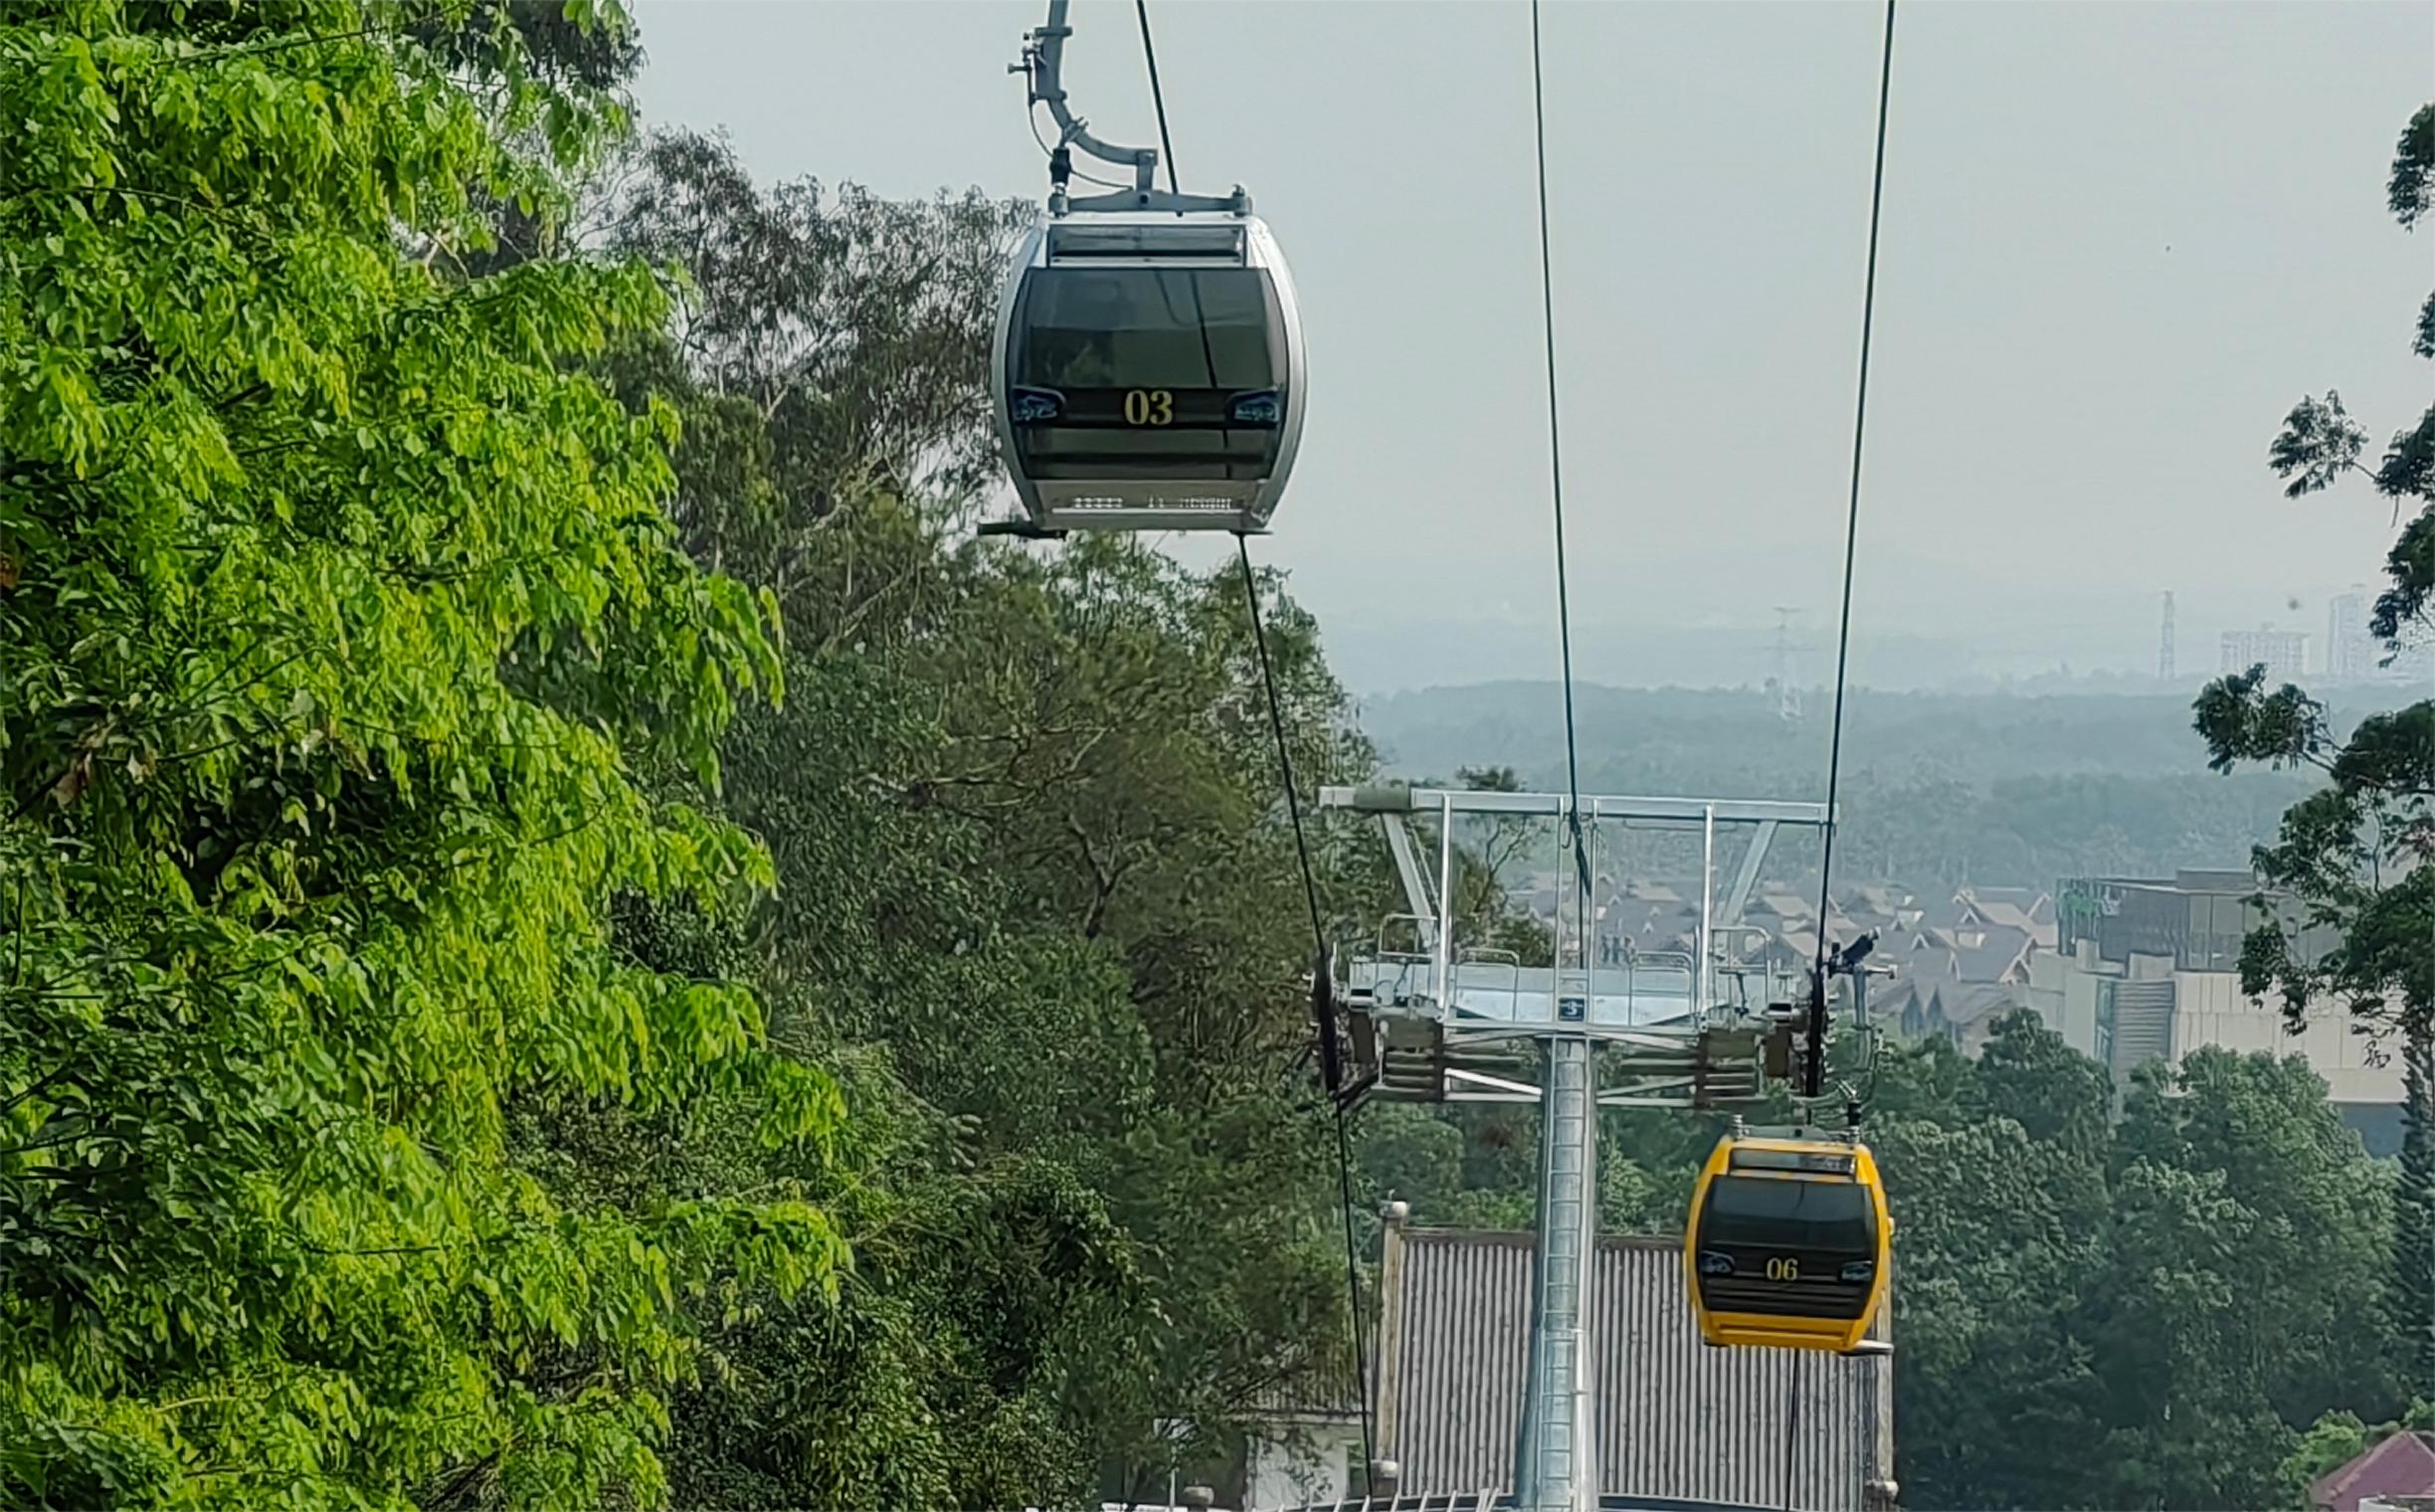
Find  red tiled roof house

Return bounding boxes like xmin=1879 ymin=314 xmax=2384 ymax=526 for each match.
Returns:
xmin=2315 ymin=1433 xmax=2435 ymax=1512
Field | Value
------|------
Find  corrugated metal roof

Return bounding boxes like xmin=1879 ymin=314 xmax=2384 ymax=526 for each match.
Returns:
xmin=1259 ymin=1497 xmax=1776 ymax=1512
xmin=1378 ymin=1228 xmax=1889 ymax=1512
xmin=1244 ymin=1345 xmax=1365 ymax=1421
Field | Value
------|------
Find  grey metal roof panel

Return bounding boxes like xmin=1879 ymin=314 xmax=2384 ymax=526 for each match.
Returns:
xmin=1380 ymin=1229 xmax=1888 ymax=1512
xmin=1264 ymin=1498 xmax=1780 ymax=1512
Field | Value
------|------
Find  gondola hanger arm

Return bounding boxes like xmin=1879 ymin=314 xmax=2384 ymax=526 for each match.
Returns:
xmin=1015 ymin=7 xmax=1156 ymax=187
xmin=1014 ymin=0 xmax=1250 ymax=215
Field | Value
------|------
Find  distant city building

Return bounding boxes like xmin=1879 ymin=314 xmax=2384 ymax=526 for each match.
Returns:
xmin=2325 ymin=588 xmax=2435 ymax=683
xmin=2038 ymin=869 xmax=2400 ymax=1152
xmin=2328 ymin=590 xmax=2376 ymax=680
xmin=2219 ymin=625 xmax=2308 ymax=682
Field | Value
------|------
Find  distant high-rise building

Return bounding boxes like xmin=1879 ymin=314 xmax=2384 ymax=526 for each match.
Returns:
xmin=2158 ymin=591 xmax=2175 ymax=681
xmin=2220 ymin=625 xmax=2308 ymax=682
xmin=2328 ymin=588 xmax=2376 ymax=680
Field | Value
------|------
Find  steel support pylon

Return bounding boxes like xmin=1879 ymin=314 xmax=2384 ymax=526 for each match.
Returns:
xmin=1314 ymin=783 xmax=1840 ymax=1510
xmin=1516 ymin=791 xmax=1599 ymax=1512
xmin=1513 ymin=1031 xmax=1598 ymax=1512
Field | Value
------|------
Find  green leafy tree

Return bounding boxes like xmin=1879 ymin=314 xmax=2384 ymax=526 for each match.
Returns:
xmin=1845 ymin=1017 xmax=2109 ymax=1509
xmin=585 ymin=128 xmax=1383 ymax=1504
xmin=605 ymin=128 xmax=1029 ymax=537
xmin=1873 ymin=1111 xmax=2110 ymax=1510
xmin=1968 ymin=1009 xmax=2114 ymax=1162
xmin=0 ymin=2 xmax=843 ymax=1505
xmin=2095 ymin=1051 xmax=2396 ymax=1506
xmin=2194 ymin=97 xmax=2435 ymax=1393
xmin=587 ymin=136 xmax=1163 ymax=1503
xmin=2279 ymin=1409 xmax=2374 ymax=1511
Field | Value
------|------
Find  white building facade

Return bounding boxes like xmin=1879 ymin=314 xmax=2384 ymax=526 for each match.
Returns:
xmin=2219 ymin=626 xmax=2309 ymax=682
xmin=2030 ymin=872 xmax=2401 ymax=1147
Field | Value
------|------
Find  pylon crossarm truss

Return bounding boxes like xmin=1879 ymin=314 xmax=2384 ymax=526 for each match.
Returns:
xmin=1419 ymin=1035 xmax=1770 ymax=1108
xmin=1318 ymin=787 xmax=1840 ymax=1510
xmin=1321 ymin=786 xmax=1831 ymax=824
xmin=1323 ymin=786 xmax=1831 ymax=1112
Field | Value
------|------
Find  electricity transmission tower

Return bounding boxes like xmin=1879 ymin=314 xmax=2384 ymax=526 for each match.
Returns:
xmin=1772 ymin=608 xmax=1803 ymax=723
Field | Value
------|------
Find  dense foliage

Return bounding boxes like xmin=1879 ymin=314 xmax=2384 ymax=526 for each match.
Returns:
xmin=2196 ymin=97 xmax=2435 ymax=1399
xmin=2 ymin=2 xmax=1382 ymax=1506
xmin=0 ymin=2 xmax=839 ymax=1504
xmin=580 ymin=121 xmax=1396 ymax=1505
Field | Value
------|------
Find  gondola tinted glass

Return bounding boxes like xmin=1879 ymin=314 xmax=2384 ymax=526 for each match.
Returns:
xmin=1694 ymin=1176 xmax=1877 ymax=1321
xmin=1008 ymin=267 xmax=1288 ymax=481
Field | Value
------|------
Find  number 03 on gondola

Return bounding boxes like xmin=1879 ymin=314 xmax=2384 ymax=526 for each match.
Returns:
xmin=994 ymin=212 xmax=1305 ymax=535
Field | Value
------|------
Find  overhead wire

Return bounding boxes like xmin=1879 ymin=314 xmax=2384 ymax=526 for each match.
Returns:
xmin=1232 ymin=542 xmax=1379 ymax=1476
xmin=1806 ymin=0 xmax=1900 ymax=1033
xmin=1788 ymin=4 xmax=1899 ymax=1509
xmin=1132 ymin=0 xmax=1224 ymax=395
xmin=1129 ymin=0 xmax=1380 ymax=1474
xmin=1134 ymin=0 xmax=1177 ymax=185
xmin=1528 ymin=0 xmax=1595 ymax=945
xmin=1232 ymin=540 xmax=1327 ymax=960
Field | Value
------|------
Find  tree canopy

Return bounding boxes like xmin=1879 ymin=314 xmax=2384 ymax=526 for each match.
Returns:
xmin=2195 ymin=94 xmax=2435 ymax=1399
xmin=1 ymin=2 xmax=837 ymax=1504
xmin=1 ymin=5 xmax=1378 ymax=1505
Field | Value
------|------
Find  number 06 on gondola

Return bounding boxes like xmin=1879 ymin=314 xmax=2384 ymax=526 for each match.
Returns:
xmin=1684 ymin=1129 xmax=1892 ymax=1354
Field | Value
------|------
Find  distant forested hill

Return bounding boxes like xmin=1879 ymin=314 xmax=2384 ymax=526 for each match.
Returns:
xmin=1350 ymin=682 xmax=2404 ymax=890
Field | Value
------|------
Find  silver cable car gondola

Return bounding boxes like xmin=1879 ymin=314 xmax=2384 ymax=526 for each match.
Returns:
xmin=987 ymin=3 xmax=1305 ymax=537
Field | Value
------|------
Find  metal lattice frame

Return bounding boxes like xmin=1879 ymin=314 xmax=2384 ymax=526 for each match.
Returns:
xmin=1320 ymin=786 xmax=1832 ymax=1114
xmin=1320 ymin=786 xmax=1835 ymax=1512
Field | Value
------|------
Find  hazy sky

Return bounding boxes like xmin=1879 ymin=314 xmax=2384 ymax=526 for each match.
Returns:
xmin=631 ymin=0 xmax=2434 ymax=692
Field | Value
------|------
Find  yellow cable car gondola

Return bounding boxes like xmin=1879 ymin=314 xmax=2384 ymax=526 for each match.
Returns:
xmin=1684 ymin=1125 xmax=1892 ymax=1354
